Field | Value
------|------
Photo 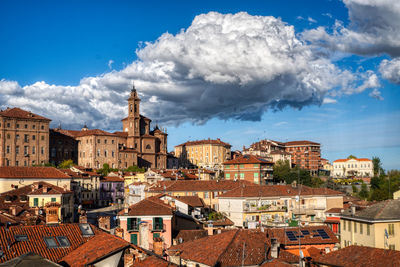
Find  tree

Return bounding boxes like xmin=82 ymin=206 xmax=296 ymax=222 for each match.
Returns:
xmin=347 ymin=155 xmax=357 ymax=159
xmin=352 ymin=184 xmax=358 ymax=194
xmin=358 ymin=183 xmax=369 ymax=199
xmin=273 ymin=160 xmax=291 ymax=183
xmin=372 ymin=157 xmax=382 ymax=177
xmin=125 ymin=165 xmax=146 ymax=173
xmin=58 ymin=159 xmax=74 ymax=169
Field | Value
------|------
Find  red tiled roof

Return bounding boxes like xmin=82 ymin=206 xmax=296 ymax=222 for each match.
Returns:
xmin=113 ymin=131 xmax=128 ymax=137
xmin=209 ymin=217 xmax=234 ymax=226
xmin=175 ymin=230 xmax=208 ymax=243
xmin=260 ymin=259 xmax=293 ymax=267
xmin=60 ymin=232 xmax=130 ymax=267
xmin=0 ymin=224 xmax=102 ymax=263
xmin=267 ymin=226 xmax=339 ymax=246
xmin=168 ymin=229 xmax=270 ymax=266
xmin=172 ymin=196 xmax=205 ymax=207
xmin=74 ymin=129 xmax=116 ymax=137
xmin=51 ymin=129 xmax=81 ymax=138
xmin=284 ymin=141 xmax=320 ymax=146
xmin=333 ymin=158 xmax=371 ymax=163
xmin=312 ymin=245 xmax=400 ymax=267
xmin=101 ymin=176 xmax=124 ymax=182
xmin=218 ymin=185 xmax=344 ymax=198
xmin=27 ymin=181 xmax=71 ymax=195
xmin=0 ymin=107 xmax=51 ymax=121
xmin=175 ymin=139 xmax=231 ymax=148
xmin=148 ymin=180 xmax=252 ymax=193
xmin=118 ymin=197 xmax=173 ymax=216
xmin=224 ymin=154 xmax=273 ymax=165
xmin=132 ymin=255 xmax=178 ymax=267
xmin=325 ymin=207 xmax=344 ymax=214
xmin=0 ymin=167 xmax=71 ymax=179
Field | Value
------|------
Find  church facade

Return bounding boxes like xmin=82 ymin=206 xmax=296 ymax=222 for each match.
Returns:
xmin=50 ymin=86 xmax=168 ymax=169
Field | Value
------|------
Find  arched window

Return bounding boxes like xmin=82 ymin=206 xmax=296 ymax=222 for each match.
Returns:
xmin=146 ymin=144 xmax=151 ymax=150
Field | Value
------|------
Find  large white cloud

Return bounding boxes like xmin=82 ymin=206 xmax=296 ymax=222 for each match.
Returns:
xmin=0 ymin=12 xmax=379 ymax=129
xmin=302 ymin=0 xmax=400 ymax=57
xmin=379 ymin=58 xmax=400 ymax=84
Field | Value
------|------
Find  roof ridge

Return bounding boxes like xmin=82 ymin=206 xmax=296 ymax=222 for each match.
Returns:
xmin=374 ymin=200 xmax=390 ymax=219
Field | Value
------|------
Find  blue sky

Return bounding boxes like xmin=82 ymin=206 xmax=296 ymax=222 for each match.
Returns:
xmin=1 ymin=0 xmax=399 ymax=170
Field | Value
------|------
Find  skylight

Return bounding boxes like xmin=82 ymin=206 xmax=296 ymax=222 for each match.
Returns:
xmin=79 ymin=223 xmax=94 ymax=236
xmin=14 ymin=235 xmax=28 ymax=242
xmin=56 ymin=236 xmax=70 ymax=247
xmin=44 ymin=237 xmax=58 ymax=248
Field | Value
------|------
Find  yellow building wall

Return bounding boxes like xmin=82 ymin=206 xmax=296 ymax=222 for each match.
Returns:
xmin=29 ymin=195 xmax=63 ymax=219
xmin=0 ymin=179 xmax=71 ymax=194
xmin=341 ymin=219 xmax=400 ymax=250
xmin=124 ymin=173 xmax=146 ymax=185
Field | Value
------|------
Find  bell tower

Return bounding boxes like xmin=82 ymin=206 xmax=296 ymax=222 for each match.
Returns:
xmin=124 ymin=84 xmax=141 ymax=149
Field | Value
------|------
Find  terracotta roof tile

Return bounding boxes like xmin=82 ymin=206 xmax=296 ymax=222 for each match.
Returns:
xmin=148 ymin=180 xmax=252 ymax=193
xmin=168 ymin=229 xmax=270 ymax=266
xmin=0 ymin=224 xmax=102 ymax=263
xmin=284 ymin=140 xmax=320 ymax=146
xmin=75 ymin=129 xmax=116 ymax=137
xmin=267 ymin=226 xmax=339 ymax=246
xmin=224 ymin=154 xmax=273 ymax=165
xmin=27 ymin=181 xmax=71 ymax=195
xmin=175 ymin=230 xmax=208 ymax=243
xmin=132 ymin=255 xmax=178 ymax=267
xmin=170 ymin=196 xmax=205 ymax=207
xmin=176 ymin=139 xmax=231 ymax=148
xmin=0 ymin=167 xmax=71 ymax=179
xmin=333 ymin=158 xmax=371 ymax=163
xmin=118 ymin=197 xmax=173 ymax=216
xmin=260 ymin=258 xmax=293 ymax=267
xmin=60 ymin=232 xmax=130 ymax=267
xmin=0 ymin=107 xmax=51 ymax=121
xmin=313 ymin=245 xmax=400 ymax=267
xmin=218 ymin=185 xmax=344 ymax=198
xmin=101 ymin=176 xmax=124 ymax=182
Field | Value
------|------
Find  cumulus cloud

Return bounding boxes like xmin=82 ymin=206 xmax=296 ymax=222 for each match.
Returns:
xmin=322 ymin=97 xmax=337 ymax=104
xmin=302 ymin=0 xmax=400 ymax=57
xmin=379 ymin=58 xmax=400 ymax=84
xmin=0 ymin=12 xmax=380 ymax=129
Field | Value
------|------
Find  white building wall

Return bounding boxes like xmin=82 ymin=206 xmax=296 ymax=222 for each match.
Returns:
xmin=218 ymin=198 xmax=244 ymax=226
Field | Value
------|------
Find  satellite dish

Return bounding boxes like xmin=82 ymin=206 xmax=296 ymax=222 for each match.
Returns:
xmin=39 ymin=209 xmax=43 ymax=215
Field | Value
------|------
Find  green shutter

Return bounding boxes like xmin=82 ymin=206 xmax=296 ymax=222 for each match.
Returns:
xmin=34 ymin=198 xmax=38 ymax=207
xmin=153 ymin=233 xmax=160 ymax=239
xmin=130 ymin=233 xmax=137 ymax=245
xmin=51 ymin=198 xmax=56 ymax=202
xmin=127 ymin=218 xmax=132 ymax=230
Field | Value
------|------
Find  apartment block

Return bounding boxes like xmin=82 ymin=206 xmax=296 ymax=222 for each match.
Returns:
xmin=0 ymin=108 xmax=50 ymax=167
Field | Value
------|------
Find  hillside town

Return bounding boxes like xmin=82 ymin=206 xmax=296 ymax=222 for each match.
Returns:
xmin=0 ymin=85 xmax=398 ymax=266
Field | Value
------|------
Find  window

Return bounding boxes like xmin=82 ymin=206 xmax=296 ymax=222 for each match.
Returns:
xmin=343 ymin=220 xmax=346 ymax=231
xmin=41 ymin=125 xmax=44 ymax=130
xmin=354 ymin=222 xmax=357 ymax=233
xmin=44 ymin=237 xmax=58 ymax=248
xmin=32 ymin=146 xmax=36 ymax=154
xmin=104 ymin=139 xmax=107 ymax=144
xmin=234 ymin=173 xmax=238 ymax=179
xmin=24 ymin=146 xmax=28 ymax=155
xmin=225 ymin=165 xmax=230 ymax=169
xmin=32 ymin=135 xmax=36 ymax=140
xmin=6 ymin=146 xmax=10 ymax=153
xmin=389 ymin=244 xmax=396 ymax=250
xmin=7 ymin=134 xmax=10 ymax=139
xmin=51 ymin=198 xmax=56 ymax=202
xmin=97 ymin=149 xmax=100 ymax=157
xmin=253 ymin=164 xmax=259 ymax=168
xmin=360 ymin=223 xmax=363 ymax=234
xmin=204 ymin=192 xmax=209 ymax=199
xmin=348 ymin=220 xmax=351 ymax=231
xmin=146 ymin=144 xmax=151 ymax=150
xmin=24 ymin=134 xmax=29 ymax=142
xmin=240 ymin=173 xmax=245 ymax=179
xmin=32 ymin=125 xmax=36 ymax=129
xmin=389 ymin=224 xmax=395 ymax=236
xmin=240 ymin=164 xmax=244 ymax=168
xmin=112 ymin=139 xmax=114 ymax=144
xmin=97 ymin=139 xmax=100 ymax=144
xmin=41 ymin=136 xmax=44 ymax=141
xmin=104 ymin=150 xmax=108 ymax=157
xmin=153 ymin=217 xmax=163 ymax=231
xmin=16 ymin=146 xmax=19 ymax=154
xmin=112 ymin=151 xmax=114 ymax=157
xmin=226 ymin=173 xmax=230 ymax=179
xmin=24 ymin=124 xmax=28 ymax=129
xmin=33 ymin=198 xmax=39 ymax=207
xmin=16 ymin=124 xmax=19 ymax=128
xmin=56 ymin=236 xmax=70 ymax=247
xmin=15 ymin=235 xmax=28 ymax=242
xmin=367 ymin=224 xmax=370 ymax=235
xmin=153 ymin=233 xmax=160 ymax=240
xmin=15 ymin=161 xmax=19 ymax=166
xmin=7 ymin=123 xmax=10 ymax=127
xmin=127 ymin=218 xmax=140 ymax=231
xmin=41 ymin=147 xmax=44 ymax=155
xmin=16 ymin=134 xmax=20 ymax=140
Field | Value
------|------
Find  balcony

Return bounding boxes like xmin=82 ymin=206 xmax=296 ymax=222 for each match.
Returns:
xmin=151 ymin=223 xmax=166 ymax=232
xmin=127 ymin=223 xmax=140 ymax=232
xmin=243 ymin=203 xmax=287 ymax=212
xmin=291 ymin=204 xmax=325 ymax=215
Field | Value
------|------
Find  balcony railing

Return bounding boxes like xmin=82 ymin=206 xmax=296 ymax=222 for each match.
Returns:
xmin=151 ymin=223 xmax=166 ymax=232
xmin=127 ymin=223 xmax=139 ymax=231
xmin=243 ymin=204 xmax=287 ymax=212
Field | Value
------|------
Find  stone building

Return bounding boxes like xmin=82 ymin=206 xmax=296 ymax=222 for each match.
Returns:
xmin=174 ymin=138 xmax=231 ymax=170
xmin=48 ymin=85 xmax=167 ymax=169
xmin=0 ymin=108 xmax=51 ymax=167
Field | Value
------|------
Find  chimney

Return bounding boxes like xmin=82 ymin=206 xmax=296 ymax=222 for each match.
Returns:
xmin=351 ymin=206 xmax=356 ymax=216
xmin=270 ymin=238 xmax=280 ymax=258
xmin=9 ymin=206 xmax=17 ymax=216
xmin=43 ymin=186 xmax=48 ymax=193
xmin=79 ymin=210 xmax=87 ymax=224
xmin=98 ymin=216 xmax=111 ymax=230
xmin=45 ymin=203 xmax=60 ymax=224
xmin=207 ymin=224 xmax=213 ymax=236
xmin=153 ymin=237 xmax=163 ymax=255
